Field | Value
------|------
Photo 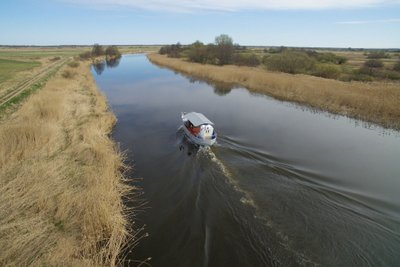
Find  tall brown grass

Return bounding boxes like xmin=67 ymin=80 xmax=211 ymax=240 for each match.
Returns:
xmin=0 ymin=61 xmax=133 ymax=265
xmin=149 ymin=54 xmax=400 ymax=129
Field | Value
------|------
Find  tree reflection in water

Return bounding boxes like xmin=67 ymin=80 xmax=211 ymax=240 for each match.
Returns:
xmin=92 ymin=60 xmax=105 ymax=75
xmin=92 ymin=58 xmax=121 ymax=75
xmin=183 ymin=73 xmax=235 ymax=96
xmin=106 ymin=57 xmax=121 ymax=68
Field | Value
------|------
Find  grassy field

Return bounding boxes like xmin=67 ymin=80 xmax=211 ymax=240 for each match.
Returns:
xmin=0 ymin=49 xmax=135 ymax=265
xmin=0 ymin=45 xmax=159 ymax=101
xmin=149 ymin=53 xmax=400 ymax=129
xmin=0 ymin=58 xmax=41 ymax=84
xmin=333 ymin=50 xmax=399 ymax=69
xmin=0 ymin=45 xmax=160 ymax=61
xmin=118 ymin=45 xmax=161 ymax=54
xmin=0 ymin=47 xmax=88 ymax=59
xmin=0 ymin=47 xmax=86 ymax=99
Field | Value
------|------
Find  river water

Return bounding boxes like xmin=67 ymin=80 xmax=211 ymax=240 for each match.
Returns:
xmin=92 ymin=54 xmax=400 ymax=266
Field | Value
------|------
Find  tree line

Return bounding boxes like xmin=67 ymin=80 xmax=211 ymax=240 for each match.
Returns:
xmin=79 ymin=44 xmax=121 ymax=60
xmin=159 ymin=34 xmax=260 ymax=67
xmin=159 ymin=34 xmax=400 ymax=81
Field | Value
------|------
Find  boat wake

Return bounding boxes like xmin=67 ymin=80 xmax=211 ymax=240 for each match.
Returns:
xmin=198 ymin=137 xmax=320 ymax=266
xmin=198 ymin=146 xmax=257 ymax=209
xmin=176 ymin=130 xmax=320 ymax=266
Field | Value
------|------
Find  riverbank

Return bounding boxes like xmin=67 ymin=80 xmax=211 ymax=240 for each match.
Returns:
xmin=0 ymin=60 xmax=131 ymax=265
xmin=148 ymin=53 xmax=400 ymax=130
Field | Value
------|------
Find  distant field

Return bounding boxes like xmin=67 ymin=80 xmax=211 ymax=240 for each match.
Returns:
xmin=0 ymin=45 xmax=160 ymax=59
xmin=332 ymin=51 xmax=399 ymax=69
xmin=0 ymin=47 xmax=88 ymax=59
xmin=0 ymin=47 xmax=87 ymax=87
xmin=0 ymin=58 xmax=41 ymax=84
xmin=0 ymin=45 xmax=159 ymax=96
xmin=118 ymin=45 xmax=161 ymax=54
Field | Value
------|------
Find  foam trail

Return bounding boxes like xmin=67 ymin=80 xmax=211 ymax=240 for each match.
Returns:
xmin=198 ymin=146 xmax=256 ymax=208
xmin=203 ymin=224 xmax=210 ymax=267
xmin=199 ymin=146 xmax=232 ymax=177
xmin=199 ymin=146 xmax=318 ymax=266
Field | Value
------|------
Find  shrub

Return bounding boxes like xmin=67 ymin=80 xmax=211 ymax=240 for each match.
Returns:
xmin=105 ymin=45 xmax=121 ymax=59
xmin=313 ymin=64 xmax=341 ymax=79
xmin=61 ymin=70 xmax=75 ymax=79
xmin=67 ymin=61 xmax=80 ymax=68
xmin=348 ymin=72 xmax=374 ymax=82
xmin=367 ymin=51 xmax=390 ymax=59
xmin=312 ymin=52 xmax=347 ymax=64
xmin=50 ymin=56 xmax=61 ymax=62
xmin=91 ymin=44 xmax=105 ymax=57
xmin=356 ymin=60 xmax=384 ymax=79
xmin=266 ymin=46 xmax=287 ymax=54
xmin=232 ymin=53 xmax=260 ymax=67
xmin=159 ymin=43 xmax=183 ymax=58
xmin=187 ymin=41 xmax=208 ymax=63
xmin=380 ymin=70 xmax=400 ymax=80
xmin=204 ymin=44 xmax=218 ymax=64
xmin=159 ymin=46 xmax=168 ymax=55
xmin=393 ymin=60 xmax=400 ymax=72
xmin=264 ymin=51 xmax=316 ymax=74
xmin=364 ymin=59 xmax=384 ymax=68
xmin=358 ymin=66 xmax=377 ymax=76
xmin=79 ymin=51 xmax=92 ymax=60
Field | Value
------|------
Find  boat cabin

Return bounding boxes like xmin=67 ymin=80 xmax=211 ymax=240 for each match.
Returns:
xmin=181 ymin=112 xmax=216 ymax=146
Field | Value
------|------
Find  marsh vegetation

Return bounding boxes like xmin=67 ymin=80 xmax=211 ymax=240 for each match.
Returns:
xmin=159 ymin=35 xmax=400 ymax=82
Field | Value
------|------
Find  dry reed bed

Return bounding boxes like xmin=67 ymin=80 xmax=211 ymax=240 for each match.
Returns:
xmin=148 ymin=54 xmax=400 ymax=129
xmin=0 ymin=62 xmax=132 ymax=265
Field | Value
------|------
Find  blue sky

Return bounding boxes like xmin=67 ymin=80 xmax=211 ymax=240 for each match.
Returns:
xmin=1 ymin=0 xmax=399 ymax=48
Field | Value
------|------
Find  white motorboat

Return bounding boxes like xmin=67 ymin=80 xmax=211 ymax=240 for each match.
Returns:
xmin=181 ymin=112 xmax=217 ymax=146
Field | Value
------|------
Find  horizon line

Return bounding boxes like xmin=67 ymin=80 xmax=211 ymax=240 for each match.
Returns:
xmin=1 ymin=44 xmax=399 ymax=50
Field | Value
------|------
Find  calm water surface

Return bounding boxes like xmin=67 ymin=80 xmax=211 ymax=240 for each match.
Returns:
xmin=93 ymin=54 xmax=400 ymax=266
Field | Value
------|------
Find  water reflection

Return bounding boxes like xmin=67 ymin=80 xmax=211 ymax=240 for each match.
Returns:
xmin=92 ymin=58 xmax=121 ymax=75
xmin=106 ymin=57 xmax=121 ymax=68
xmin=181 ymin=73 xmax=236 ymax=96
xmin=212 ymin=82 xmax=234 ymax=96
xmin=92 ymin=60 xmax=105 ymax=75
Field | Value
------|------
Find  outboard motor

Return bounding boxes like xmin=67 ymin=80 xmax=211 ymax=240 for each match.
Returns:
xmin=199 ymin=124 xmax=214 ymax=139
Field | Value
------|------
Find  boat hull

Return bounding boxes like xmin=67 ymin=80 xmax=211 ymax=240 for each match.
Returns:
xmin=182 ymin=125 xmax=216 ymax=146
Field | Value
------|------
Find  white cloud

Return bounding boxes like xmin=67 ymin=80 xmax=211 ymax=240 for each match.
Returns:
xmin=336 ymin=18 xmax=400 ymax=24
xmin=63 ymin=0 xmax=400 ymax=12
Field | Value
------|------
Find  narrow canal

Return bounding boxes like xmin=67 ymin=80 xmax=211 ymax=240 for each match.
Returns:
xmin=93 ymin=54 xmax=400 ymax=266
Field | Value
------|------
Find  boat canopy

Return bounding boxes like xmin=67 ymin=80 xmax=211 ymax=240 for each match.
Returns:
xmin=182 ymin=112 xmax=214 ymax=126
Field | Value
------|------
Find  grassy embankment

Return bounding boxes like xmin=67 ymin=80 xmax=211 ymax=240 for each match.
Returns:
xmin=148 ymin=53 xmax=400 ymax=129
xmin=0 ymin=49 xmax=132 ymax=265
